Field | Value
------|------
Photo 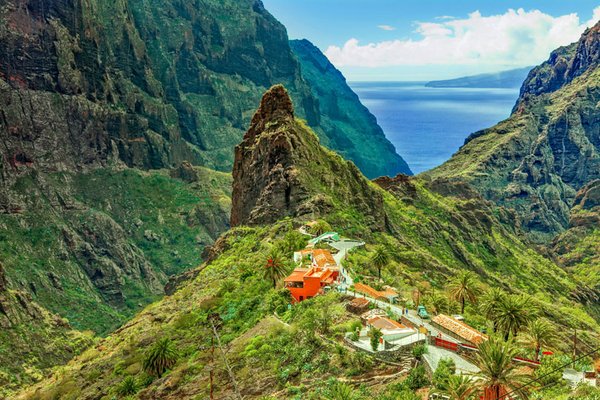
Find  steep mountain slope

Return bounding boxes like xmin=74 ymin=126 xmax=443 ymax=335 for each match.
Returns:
xmin=0 ymin=263 xmax=94 ymax=397
xmin=290 ymin=39 xmax=412 ymax=178
xmin=0 ymin=0 xmax=411 ymax=388
xmin=428 ymin=22 xmax=600 ymax=243
xmin=0 ymin=0 xmax=406 ymax=181
xmin=17 ymin=86 xmax=599 ymax=400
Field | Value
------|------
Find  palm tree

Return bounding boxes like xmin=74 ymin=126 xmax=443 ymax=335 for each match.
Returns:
xmin=370 ymin=245 xmax=390 ymax=280
xmin=447 ymin=271 xmax=480 ymax=314
xmin=474 ymin=336 xmax=532 ymax=400
xmin=479 ymin=288 xmax=506 ymax=333
xmin=311 ymin=219 xmax=332 ymax=236
xmin=263 ymin=250 xmax=288 ymax=289
xmin=143 ymin=338 xmax=179 ymax=377
xmin=442 ymin=374 xmax=477 ymax=400
xmin=495 ymin=294 xmax=534 ymax=341
xmin=428 ymin=291 xmax=449 ymax=315
xmin=521 ymin=319 xmax=557 ymax=362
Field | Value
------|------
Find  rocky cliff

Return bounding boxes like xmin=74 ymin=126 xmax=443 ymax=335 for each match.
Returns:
xmin=428 ymin=21 xmax=600 ymax=242
xmin=230 ymin=85 xmax=386 ymax=228
xmin=0 ymin=0 xmax=406 ymax=184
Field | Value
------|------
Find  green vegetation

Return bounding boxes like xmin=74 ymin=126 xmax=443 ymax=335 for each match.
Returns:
xmin=368 ymin=327 xmax=383 ymax=351
xmin=474 ymin=336 xmax=532 ymax=399
xmin=143 ymin=338 xmax=179 ymax=378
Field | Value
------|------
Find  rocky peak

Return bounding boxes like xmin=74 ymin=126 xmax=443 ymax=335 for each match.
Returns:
xmin=231 ymin=85 xmax=386 ymax=229
xmin=231 ymin=85 xmax=308 ymax=227
xmin=516 ymin=20 xmax=600 ymax=104
xmin=245 ymin=85 xmax=295 ymax=141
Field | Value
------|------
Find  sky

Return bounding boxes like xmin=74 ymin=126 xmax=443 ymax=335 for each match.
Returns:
xmin=262 ymin=0 xmax=600 ymax=81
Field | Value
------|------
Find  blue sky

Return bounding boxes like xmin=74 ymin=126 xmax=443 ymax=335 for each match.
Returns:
xmin=262 ymin=0 xmax=600 ymax=81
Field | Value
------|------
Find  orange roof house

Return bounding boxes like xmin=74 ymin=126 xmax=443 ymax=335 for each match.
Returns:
xmin=431 ymin=314 xmax=488 ymax=345
xmin=354 ymin=283 xmax=399 ymax=303
xmin=285 ymin=266 xmax=339 ymax=302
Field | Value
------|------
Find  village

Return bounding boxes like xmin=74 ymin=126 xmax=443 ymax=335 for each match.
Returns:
xmin=279 ymin=223 xmax=600 ymax=399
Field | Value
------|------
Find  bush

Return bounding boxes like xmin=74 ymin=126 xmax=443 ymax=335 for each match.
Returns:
xmin=142 ymin=338 xmax=179 ymax=377
xmin=404 ymin=365 xmax=430 ymax=390
xmin=412 ymin=344 xmax=428 ymax=360
xmin=349 ymin=330 xmax=359 ymax=342
xmin=433 ymin=358 xmax=456 ymax=390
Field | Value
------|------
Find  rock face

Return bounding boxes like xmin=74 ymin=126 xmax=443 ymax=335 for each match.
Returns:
xmin=290 ymin=39 xmax=411 ymax=178
xmin=0 ymin=0 xmax=405 ymax=184
xmin=429 ymin=21 xmax=600 ymax=242
xmin=231 ymin=85 xmax=386 ymax=229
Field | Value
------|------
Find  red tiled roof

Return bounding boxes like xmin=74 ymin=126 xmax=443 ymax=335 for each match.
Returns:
xmin=432 ymin=314 xmax=487 ymax=344
xmin=349 ymin=298 xmax=370 ymax=307
xmin=354 ymin=283 xmax=398 ymax=299
xmin=284 ymin=269 xmax=309 ymax=282
xmin=368 ymin=316 xmax=410 ymax=331
xmin=311 ymin=249 xmax=337 ymax=269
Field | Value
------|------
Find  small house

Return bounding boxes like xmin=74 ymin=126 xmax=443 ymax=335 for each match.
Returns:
xmin=431 ymin=314 xmax=487 ymax=345
xmin=354 ymin=283 xmax=399 ymax=303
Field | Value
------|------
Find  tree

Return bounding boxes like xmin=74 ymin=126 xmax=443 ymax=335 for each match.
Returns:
xmin=474 ymin=336 xmax=531 ymax=400
xmin=369 ymin=327 xmax=383 ymax=351
xmin=428 ymin=291 xmax=449 ymax=315
xmin=370 ymin=245 xmax=390 ymax=280
xmin=311 ymin=219 xmax=332 ymax=236
xmin=479 ymin=288 xmax=506 ymax=333
xmin=441 ymin=374 xmax=477 ymax=400
xmin=521 ymin=319 xmax=557 ymax=362
xmin=263 ymin=249 xmax=288 ymax=289
xmin=447 ymin=271 xmax=480 ymax=314
xmin=143 ymin=338 xmax=179 ymax=377
xmin=495 ymin=294 xmax=534 ymax=341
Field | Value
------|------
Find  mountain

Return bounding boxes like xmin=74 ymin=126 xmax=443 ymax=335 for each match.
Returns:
xmin=425 ymin=67 xmax=533 ymax=88
xmin=290 ymin=39 xmax=412 ymax=177
xmin=16 ymin=86 xmax=599 ymax=400
xmin=0 ymin=0 xmax=410 ymax=390
xmin=428 ymin=22 xmax=600 ymax=243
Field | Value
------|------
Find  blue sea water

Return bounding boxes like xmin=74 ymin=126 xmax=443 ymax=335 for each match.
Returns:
xmin=350 ymin=82 xmax=521 ymax=174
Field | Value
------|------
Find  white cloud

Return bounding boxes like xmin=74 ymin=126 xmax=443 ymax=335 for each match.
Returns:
xmin=378 ymin=25 xmax=396 ymax=31
xmin=326 ymin=7 xmax=600 ymax=68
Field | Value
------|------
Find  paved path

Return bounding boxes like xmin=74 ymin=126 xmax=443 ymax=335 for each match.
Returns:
xmin=424 ymin=345 xmax=480 ymax=375
xmin=330 ymin=239 xmax=364 ymax=287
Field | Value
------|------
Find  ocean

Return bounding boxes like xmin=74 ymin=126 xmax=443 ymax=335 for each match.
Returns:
xmin=350 ymin=82 xmax=521 ymax=174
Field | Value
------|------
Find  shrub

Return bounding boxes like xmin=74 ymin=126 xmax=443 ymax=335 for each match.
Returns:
xmin=115 ymin=376 xmax=138 ymax=396
xmin=404 ymin=365 xmax=430 ymax=390
xmin=142 ymin=338 xmax=179 ymax=377
xmin=433 ymin=358 xmax=455 ymax=390
xmin=412 ymin=344 xmax=428 ymax=360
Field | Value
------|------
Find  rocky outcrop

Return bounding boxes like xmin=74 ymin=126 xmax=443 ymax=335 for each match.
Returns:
xmin=231 ymin=85 xmax=310 ymax=226
xmin=231 ymin=85 xmax=386 ymax=229
xmin=290 ymin=39 xmax=411 ymax=178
